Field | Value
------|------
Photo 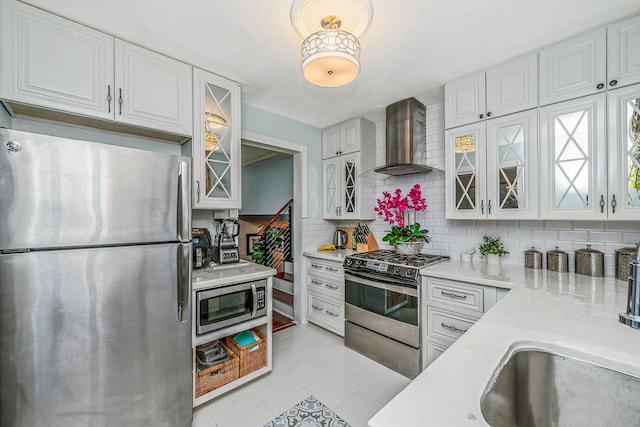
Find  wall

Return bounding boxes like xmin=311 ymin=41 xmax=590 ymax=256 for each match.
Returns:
xmin=241 ymin=103 xmax=322 ymax=218
xmin=305 ymin=90 xmax=640 ymax=278
xmin=240 ymin=154 xmax=293 ymax=215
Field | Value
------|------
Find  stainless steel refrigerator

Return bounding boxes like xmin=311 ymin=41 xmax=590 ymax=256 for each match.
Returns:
xmin=0 ymin=129 xmax=193 ymax=427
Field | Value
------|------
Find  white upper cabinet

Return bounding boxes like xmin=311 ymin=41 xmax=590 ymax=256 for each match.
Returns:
xmin=539 ymin=28 xmax=607 ymax=106
xmin=539 ymin=94 xmax=607 ymax=219
xmin=0 ymin=1 xmax=114 ymax=120
xmin=445 ymin=54 xmax=538 ymax=129
xmin=445 ymin=72 xmax=486 ymax=129
xmin=191 ymin=68 xmax=241 ymax=209
xmin=445 ymin=109 xmax=538 ymax=220
xmin=322 ymin=117 xmax=361 ymax=159
xmin=607 ymin=84 xmax=640 ymax=220
xmin=114 ymin=40 xmax=192 ymax=136
xmin=607 ymin=15 xmax=640 ymax=90
xmin=0 ymin=1 xmax=192 ymax=137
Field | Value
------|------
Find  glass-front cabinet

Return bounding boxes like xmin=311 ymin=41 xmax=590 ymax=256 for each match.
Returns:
xmin=445 ymin=109 xmax=538 ymax=220
xmin=323 ymin=153 xmax=360 ymax=219
xmin=191 ymin=68 xmax=241 ymax=209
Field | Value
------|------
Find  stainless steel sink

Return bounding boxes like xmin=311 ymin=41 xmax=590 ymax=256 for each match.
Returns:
xmin=480 ymin=347 xmax=640 ymax=427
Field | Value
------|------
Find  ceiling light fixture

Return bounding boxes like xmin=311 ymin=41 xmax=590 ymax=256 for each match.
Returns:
xmin=291 ymin=0 xmax=373 ymax=88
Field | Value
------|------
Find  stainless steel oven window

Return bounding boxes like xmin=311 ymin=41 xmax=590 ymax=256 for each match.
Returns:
xmin=345 ymin=274 xmax=418 ymax=326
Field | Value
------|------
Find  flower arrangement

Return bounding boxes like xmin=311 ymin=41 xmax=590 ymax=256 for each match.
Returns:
xmin=375 ymin=184 xmax=430 ymax=246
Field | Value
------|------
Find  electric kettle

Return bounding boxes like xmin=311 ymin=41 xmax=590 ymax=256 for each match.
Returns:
xmin=333 ymin=230 xmax=348 ymax=249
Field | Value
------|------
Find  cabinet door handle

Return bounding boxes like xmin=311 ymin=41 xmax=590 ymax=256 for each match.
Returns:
xmin=585 ymin=194 xmax=589 ymax=206
xmin=441 ymin=291 xmax=467 ymax=300
xmin=600 ymin=194 xmax=605 ymax=213
xmin=311 ymin=304 xmax=323 ymax=311
xmin=441 ymin=323 xmax=467 ymax=333
xmin=336 ymin=151 xmax=339 ymax=155
xmin=196 ymin=180 xmax=201 ymax=203
xmin=479 ymin=113 xmax=485 ymax=119
xmin=326 ymin=310 xmax=339 ymax=317
xmin=481 ymin=200 xmax=485 ymax=214
xmin=487 ymin=112 xmax=492 ymax=118
xmin=118 ymin=88 xmax=123 ymax=115
xmin=611 ymin=194 xmax=617 ymax=214
xmin=609 ymin=79 xmax=618 ymax=87
xmin=488 ymin=199 xmax=492 ymax=214
xmin=325 ymin=284 xmax=339 ymax=290
xmin=596 ymin=83 xmax=605 ymax=90
xmin=310 ymin=279 xmax=323 ymax=285
xmin=107 ymin=85 xmax=112 ymax=113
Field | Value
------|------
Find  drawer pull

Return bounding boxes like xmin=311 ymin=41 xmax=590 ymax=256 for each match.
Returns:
xmin=311 ymin=304 xmax=323 ymax=311
xmin=311 ymin=279 xmax=323 ymax=285
xmin=441 ymin=291 xmax=467 ymax=300
xmin=441 ymin=323 xmax=467 ymax=333
xmin=326 ymin=310 xmax=339 ymax=317
xmin=310 ymin=264 xmax=322 ymax=269
xmin=326 ymin=267 xmax=339 ymax=272
xmin=325 ymin=284 xmax=339 ymax=290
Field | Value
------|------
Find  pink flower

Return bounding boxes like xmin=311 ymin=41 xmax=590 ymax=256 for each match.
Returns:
xmin=375 ymin=184 xmax=428 ymax=227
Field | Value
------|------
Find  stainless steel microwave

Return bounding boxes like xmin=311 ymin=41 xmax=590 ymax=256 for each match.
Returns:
xmin=196 ymin=279 xmax=267 ymax=335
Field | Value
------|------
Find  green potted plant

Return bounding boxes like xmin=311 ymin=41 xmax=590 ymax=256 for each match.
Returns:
xmin=251 ymin=228 xmax=283 ymax=266
xmin=478 ymin=235 xmax=509 ymax=265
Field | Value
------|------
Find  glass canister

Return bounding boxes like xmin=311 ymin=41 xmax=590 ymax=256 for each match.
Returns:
xmin=616 ymin=247 xmax=639 ymax=280
xmin=547 ymin=247 xmax=569 ymax=272
xmin=575 ymin=245 xmax=604 ymax=277
xmin=524 ymin=247 xmax=543 ymax=269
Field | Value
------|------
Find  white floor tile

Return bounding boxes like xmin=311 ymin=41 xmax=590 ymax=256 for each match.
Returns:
xmin=257 ymin=375 xmax=307 ymax=415
xmin=210 ymin=395 xmax=273 ymax=427
xmin=335 ymin=392 xmax=381 ymax=427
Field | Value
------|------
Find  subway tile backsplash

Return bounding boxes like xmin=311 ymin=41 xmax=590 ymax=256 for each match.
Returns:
xmin=304 ymin=101 xmax=640 ymax=278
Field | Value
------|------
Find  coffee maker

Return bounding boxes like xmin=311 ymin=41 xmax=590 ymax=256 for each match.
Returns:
xmin=212 ymin=219 xmax=240 ymax=264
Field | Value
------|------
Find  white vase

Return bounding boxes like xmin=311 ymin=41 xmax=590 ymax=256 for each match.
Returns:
xmin=395 ymin=242 xmax=422 ymax=254
xmin=486 ymin=254 xmax=501 ymax=265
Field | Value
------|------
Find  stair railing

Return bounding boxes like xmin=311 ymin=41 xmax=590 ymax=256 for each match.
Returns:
xmin=252 ymin=199 xmax=293 ymax=272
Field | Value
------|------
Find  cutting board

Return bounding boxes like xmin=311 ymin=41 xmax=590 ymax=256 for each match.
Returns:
xmin=336 ymin=227 xmax=355 ymax=250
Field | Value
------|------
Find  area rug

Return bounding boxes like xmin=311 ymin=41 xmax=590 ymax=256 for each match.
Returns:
xmin=263 ymin=395 xmax=351 ymax=427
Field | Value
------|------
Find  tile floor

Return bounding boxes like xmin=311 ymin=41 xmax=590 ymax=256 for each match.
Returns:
xmin=193 ymin=323 xmax=411 ymax=427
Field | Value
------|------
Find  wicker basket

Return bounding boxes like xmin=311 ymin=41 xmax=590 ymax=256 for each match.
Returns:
xmin=195 ymin=340 xmax=239 ymax=397
xmin=226 ymin=328 xmax=267 ymax=377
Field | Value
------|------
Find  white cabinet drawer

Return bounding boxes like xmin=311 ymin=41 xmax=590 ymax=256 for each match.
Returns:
xmin=307 ymin=275 xmax=343 ymax=300
xmin=427 ymin=306 xmax=476 ymax=342
xmin=306 ymin=258 xmax=344 ymax=279
xmin=425 ymin=339 xmax=452 ymax=368
xmin=427 ymin=278 xmax=484 ymax=313
xmin=307 ymin=292 xmax=344 ymax=336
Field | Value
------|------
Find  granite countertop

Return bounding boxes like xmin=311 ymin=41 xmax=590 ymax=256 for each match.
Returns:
xmin=303 ymin=248 xmax=356 ymax=262
xmin=192 ymin=261 xmax=276 ymax=291
xmin=369 ymin=259 xmax=640 ymax=427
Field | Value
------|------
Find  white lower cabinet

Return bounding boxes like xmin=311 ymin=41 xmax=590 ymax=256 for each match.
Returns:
xmin=422 ymin=275 xmax=507 ymax=370
xmin=305 ymin=255 xmax=345 ymax=336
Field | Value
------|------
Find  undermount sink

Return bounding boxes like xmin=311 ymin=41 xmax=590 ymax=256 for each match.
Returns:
xmin=480 ymin=347 xmax=640 ymax=427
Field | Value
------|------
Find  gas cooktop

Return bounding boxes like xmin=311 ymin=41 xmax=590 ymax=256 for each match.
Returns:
xmin=344 ymin=250 xmax=450 ymax=284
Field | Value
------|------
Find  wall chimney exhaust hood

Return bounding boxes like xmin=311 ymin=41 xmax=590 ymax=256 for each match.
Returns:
xmin=375 ymin=97 xmax=433 ymax=176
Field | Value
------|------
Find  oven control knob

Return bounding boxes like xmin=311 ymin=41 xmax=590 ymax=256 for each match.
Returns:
xmin=392 ymin=267 xmax=401 ymax=276
xmin=345 ymin=259 xmax=352 ymax=266
xmin=405 ymin=268 xmax=415 ymax=277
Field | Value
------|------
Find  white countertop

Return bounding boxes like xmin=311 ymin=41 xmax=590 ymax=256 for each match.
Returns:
xmin=192 ymin=261 xmax=276 ymax=291
xmin=369 ymin=259 xmax=640 ymax=427
xmin=303 ymin=248 xmax=356 ymax=262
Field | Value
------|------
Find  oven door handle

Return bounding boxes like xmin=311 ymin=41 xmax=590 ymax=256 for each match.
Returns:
xmin=344 ymin=273 xmax=418 ymax=298
xmin=251 ymin=283 xmax=258 ymax=317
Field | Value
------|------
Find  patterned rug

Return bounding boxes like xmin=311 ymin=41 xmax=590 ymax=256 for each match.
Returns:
xmin=263 ymin=395 xmax=351 ymax=427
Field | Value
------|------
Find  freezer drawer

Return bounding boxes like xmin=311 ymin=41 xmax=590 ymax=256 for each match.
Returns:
xmin=0 ymin=243 xmax=192 ymax=427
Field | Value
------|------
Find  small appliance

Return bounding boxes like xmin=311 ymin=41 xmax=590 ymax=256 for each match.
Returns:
xmin=192 ymin=228 xmax=213 ymax=268
xmin=213 ymin=219 xmax=240 ymax=264
xmin=333 ymin=229 xmax=348 ymax=249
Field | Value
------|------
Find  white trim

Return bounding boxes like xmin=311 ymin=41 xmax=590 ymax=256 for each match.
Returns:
xmin=240 ymin=131 xmax=307 ymax=324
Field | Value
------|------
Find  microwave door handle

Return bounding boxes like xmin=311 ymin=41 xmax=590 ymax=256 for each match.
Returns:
xmin=251 ymin=283 xmax=258 ymax=317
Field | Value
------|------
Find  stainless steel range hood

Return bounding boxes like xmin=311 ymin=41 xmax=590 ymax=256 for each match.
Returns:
xmin=375 ymin=97 xmax=433 ymax=176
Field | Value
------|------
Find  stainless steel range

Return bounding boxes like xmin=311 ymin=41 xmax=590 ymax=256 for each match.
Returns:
xmin=343 ymin=250 xmax=449 ymax=378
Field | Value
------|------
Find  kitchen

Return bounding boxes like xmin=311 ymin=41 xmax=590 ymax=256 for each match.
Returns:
xmin=1 ymin=0 xmax=640 ymax=426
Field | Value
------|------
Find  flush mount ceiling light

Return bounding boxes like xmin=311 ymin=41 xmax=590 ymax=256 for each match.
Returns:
xmin=291 ymin=0 xmax=373 ymax=87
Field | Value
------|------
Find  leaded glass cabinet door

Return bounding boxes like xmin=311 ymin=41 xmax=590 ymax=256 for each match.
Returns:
xmin=323 ymin=158 xmax=340 ymax=219
xmin=486 ymin=109 xmax=538 ymax=219
xmin=540 ymin=94 xmax=607 ymax=219
xmin=192 ymin=68 xmax=241 ymax=209
xmin=340 ymin=153 xmax=358 ymax=219
xmin=608 ymin=84 xmax=640 ymax=220
xmin=445 ymin=123 xmax=487 ymax=219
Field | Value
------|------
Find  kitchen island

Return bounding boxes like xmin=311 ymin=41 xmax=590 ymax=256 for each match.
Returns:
xmin=369 ymin=260 xmax=640 ymax=426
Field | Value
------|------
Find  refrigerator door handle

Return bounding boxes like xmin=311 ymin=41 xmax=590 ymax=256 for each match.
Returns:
xmin=177 ymin=243 xmax=192 ymax=323
xmin=177 ymin=160 xmax=192 ymax=242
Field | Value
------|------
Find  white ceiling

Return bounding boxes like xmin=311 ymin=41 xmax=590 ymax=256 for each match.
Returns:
xmin=23 ymin=0 xmax=640 ymax=128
